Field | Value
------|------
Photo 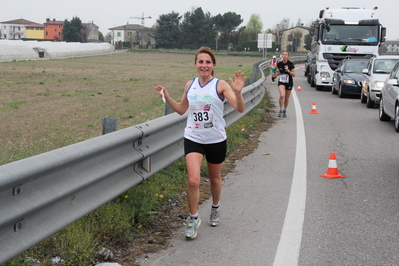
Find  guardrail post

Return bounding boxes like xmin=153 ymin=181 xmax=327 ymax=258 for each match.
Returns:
xmin=102 ymin=118 xmax=118 ymax=135
xmin=165 ymin=103 xmax=175 ymax=115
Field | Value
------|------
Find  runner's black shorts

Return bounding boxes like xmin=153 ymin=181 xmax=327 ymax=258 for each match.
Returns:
xmin=184 ymin=138 xmax=227 ymax=164
xmin=278 ymin=82 xmax=293 ymax=90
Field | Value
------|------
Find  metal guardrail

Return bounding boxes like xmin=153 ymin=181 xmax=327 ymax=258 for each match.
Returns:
xmin=0 ymin=60 xmax=270 ymax=264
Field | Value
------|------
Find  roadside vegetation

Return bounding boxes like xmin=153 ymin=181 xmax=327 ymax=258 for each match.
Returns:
xmin=1 ymin=50 xmax=274 ymax=265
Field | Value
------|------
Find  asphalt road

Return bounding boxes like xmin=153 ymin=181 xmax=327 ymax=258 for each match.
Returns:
xmin=142 ymin=66 xmax=399 ymax=266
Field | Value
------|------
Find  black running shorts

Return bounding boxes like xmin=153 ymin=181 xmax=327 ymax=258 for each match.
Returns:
xmin=184 ymin=138 xmax=227 ymax=164
xmin=278 ymin=82 xmax=293 ymax=90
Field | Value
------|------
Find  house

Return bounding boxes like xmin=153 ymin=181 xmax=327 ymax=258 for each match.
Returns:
xmin=82 ymin=22 xmax=99 ymax=42
xmin=25 ymin=23 xmax=45 ymax=40
xmin=0 ymin=19 xmax=38 ymax=40
xmin=1 ymin=18 xmax=99 ymax=42
xmin=44 ymin=18 xmax=64 ymax=41
xmin=280 ymin=26 xmax=310 ymax=53
xmin=109 ymin=23 xmax=155 ymax=49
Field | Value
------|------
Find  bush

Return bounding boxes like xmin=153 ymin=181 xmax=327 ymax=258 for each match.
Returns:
xmin=54 ymin=224 xmax=99 ymax=266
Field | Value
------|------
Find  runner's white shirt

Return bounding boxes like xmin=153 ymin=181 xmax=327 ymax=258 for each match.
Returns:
xmin=184 ymin=77 xmax=226 ymax=144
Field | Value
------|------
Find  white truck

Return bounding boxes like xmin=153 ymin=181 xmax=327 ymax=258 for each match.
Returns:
xmin=308 ymin=7 xmax=386 ymax=90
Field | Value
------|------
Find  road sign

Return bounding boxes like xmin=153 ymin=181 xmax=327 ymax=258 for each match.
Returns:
xmin=257 ymin=33 xmax=272 ymax=49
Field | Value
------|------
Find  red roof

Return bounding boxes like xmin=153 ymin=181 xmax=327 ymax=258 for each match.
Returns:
xmin=26 ymin=23 xmax=44 ymax=28
xmin=44 ymin=19 xmax=64 ymax=25
xmin=1 ymin=19 xmax=38 ymax=25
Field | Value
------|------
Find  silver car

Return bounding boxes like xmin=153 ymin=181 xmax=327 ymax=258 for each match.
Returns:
xmin=361 ymin=55 xmax=399 ymax=108
xmin=379 ymin=61 xmax=399 ymax=132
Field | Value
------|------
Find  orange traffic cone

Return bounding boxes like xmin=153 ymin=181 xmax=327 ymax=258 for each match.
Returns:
xmin=297 ymin=85 xmax=302 ymax=92
xmin=309 ymin=102 xmax=319 ymax=114
xmin=320 ymin=153 xmax=345 ymax=179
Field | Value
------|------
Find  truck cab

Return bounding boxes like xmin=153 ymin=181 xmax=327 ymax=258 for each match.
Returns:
xmin=309 ymin=7 xmax=386 ymax=91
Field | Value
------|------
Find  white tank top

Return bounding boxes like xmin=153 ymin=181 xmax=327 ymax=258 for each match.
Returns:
xmin=184 ymin=77 xmax=226 ymax=144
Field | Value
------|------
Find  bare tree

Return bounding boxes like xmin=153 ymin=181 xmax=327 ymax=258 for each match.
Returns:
xmin=296 ymin=18 xmax=304 ymax=27
xmin=287 ymin=29 xmax=303 ymax=52
xmin=274 ymin=19 xmax=289 ymax=50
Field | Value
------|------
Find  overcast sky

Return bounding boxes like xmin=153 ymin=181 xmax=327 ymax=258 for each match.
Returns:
xmin=3 ymin=0 xmax=398 ymax=40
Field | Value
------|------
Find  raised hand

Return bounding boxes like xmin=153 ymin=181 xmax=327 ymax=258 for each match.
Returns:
xmin=229 ymin=71 xmax=246 ymax=93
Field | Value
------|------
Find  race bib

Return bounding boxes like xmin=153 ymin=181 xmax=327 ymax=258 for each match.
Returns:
xmin=190 ymin=104 xmax=213 ymax=130
xmin=279 ymin=74 xmax=289 ymax=83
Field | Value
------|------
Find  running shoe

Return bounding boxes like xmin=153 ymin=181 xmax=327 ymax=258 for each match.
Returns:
xmin=282 ymin=110 xmax=287 ymax=118
xmin=185 ymin=216 xmax=201 ymax=238
xmin=278 ymin=110 xmax=283 ymax=117
xmin=210 ymin=207 xmax=220 ymax=227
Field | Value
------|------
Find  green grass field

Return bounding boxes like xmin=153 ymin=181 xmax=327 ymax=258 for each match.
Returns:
xmin=0 ymin=50 xmax=259 ymax=166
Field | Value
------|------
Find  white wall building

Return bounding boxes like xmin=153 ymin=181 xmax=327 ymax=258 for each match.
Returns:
xmin=0 ymin=19 xmax=38 ymax=40
xmin=109 ymin=24 xmax=155 ymax=48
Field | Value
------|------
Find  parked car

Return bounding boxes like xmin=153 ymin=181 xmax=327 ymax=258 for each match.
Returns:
xmin=304 ymin=53 xmax=315 ymax=78
xmin=361 ymin=55 xmax=399 ymax=108
xmin=379 ymin=61 xmax=399 ymax=132
xmin=332 ymin=58 xmax=369 ymax=98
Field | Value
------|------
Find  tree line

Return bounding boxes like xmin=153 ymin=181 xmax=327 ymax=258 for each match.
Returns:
xmin=64 ymin=10 xmax=319 ymax=52
xmin=152 ymin=8 xmax=319 ymax=52
xmin=153 ymin=8 xmax=268 ymax=51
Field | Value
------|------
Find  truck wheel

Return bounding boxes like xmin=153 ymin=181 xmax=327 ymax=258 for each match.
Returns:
xmin=366 ymin=93 xmax=375 ymax=108
xmin=360 ymin=90 xmax=367 ymax=103
xmin=332 ymin=85 xmax=338 ymax=94
xmin=379 ymin=97 xmax=391 ymax=121
xmin=310 ymin=74 xmax=315 ymax=87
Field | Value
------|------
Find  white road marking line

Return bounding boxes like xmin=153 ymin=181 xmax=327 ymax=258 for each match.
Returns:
xmin=273 ymin=85 xmax=307 ymax=266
